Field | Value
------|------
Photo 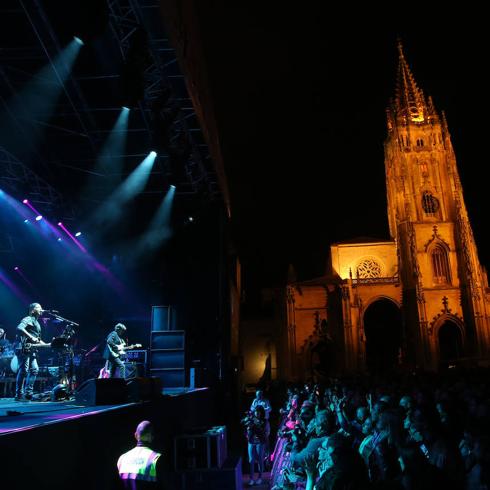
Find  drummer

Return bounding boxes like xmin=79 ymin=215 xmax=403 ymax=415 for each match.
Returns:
xmin=0 ymin=327 xmax=8 ymax=352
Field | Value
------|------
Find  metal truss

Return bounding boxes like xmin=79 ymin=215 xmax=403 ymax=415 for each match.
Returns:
xmin=0 ymin=146 xmax=74 ymax=219
xmin=107 ymin=0 xmax=219 ymax=196
xmin=0 ymin=0 xmax=219 ymax=208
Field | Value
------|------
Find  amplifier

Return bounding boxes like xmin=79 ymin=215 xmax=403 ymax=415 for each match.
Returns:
xmin=124 ymin=349 xmax=147 ymax=364
xmin=123 ymin=361 xmax=146 ymax=378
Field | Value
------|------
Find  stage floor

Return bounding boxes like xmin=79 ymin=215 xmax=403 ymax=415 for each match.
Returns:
xmin=0 ymin=397 xmax=140 ymax=434
xmin=0 ymin=386 xmax=208 ymax=435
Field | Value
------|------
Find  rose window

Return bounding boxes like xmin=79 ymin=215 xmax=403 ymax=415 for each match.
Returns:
xmin=357 ymin=259 xmax=382 ymax=278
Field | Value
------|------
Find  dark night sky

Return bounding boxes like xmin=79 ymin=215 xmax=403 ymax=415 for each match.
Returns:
xmin=191 ymin=7 xmax=490 ymax=292
xmin=2 ymin=4 xmax=490 ymax=300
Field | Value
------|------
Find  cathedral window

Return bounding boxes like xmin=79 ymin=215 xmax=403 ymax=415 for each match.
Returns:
xmin=431 ymin=245 xmax=451 ymax=285
xmin=356 ymin=259 xmax=382 ymax=278
xmin=422 ymin=191 xmax=440 ymax=216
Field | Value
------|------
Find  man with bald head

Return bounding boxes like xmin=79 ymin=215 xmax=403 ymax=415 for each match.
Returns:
xmin=117 ymin=420 xmax=164 ymax=488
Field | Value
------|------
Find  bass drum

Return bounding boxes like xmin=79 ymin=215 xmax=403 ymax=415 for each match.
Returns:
xmin=10 ymin=354 xmax=19 ymax=374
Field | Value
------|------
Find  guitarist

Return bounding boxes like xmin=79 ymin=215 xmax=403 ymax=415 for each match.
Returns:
xmin=15 ymin=302 xmax=48 ymax=401
xmin=103 ymin=323 xmax=128 ymax=379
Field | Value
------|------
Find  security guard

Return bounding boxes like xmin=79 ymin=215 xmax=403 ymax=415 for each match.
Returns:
xmin=117 ymin=420 xmax=162 ymax=489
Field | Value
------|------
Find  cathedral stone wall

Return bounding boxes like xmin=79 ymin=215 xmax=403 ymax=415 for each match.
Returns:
xmin=290 ymin=285 xmax=328 ymax=353
xmin=331 ymin=241 xmax=398 ymax=280
xmin=281 ymin=44 xmax=490 ymax=379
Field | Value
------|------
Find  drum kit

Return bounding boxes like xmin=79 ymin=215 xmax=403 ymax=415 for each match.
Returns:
xmin=0 ymin=339 xmax=15 ymax=377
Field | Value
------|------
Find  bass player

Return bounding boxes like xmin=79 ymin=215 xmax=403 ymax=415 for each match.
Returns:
xmin=15 ymin=302 xmax=50 ymax=401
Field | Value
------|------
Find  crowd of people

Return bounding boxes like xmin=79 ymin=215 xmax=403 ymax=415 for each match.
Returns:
xmin=243 ymin=370 xmax=490 ymax=489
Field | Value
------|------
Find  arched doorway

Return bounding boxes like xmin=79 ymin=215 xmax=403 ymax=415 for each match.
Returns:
xmin=438 ymin=320 xmax=463 ymax=364
xmin=363 ymin=298 xmax=402 ymax=373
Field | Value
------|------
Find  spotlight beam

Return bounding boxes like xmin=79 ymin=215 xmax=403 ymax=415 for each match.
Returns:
xmin=93 ymin=151 xmax=157 ymax=227
xmin=1 ymin=9 xmax=91 ymax=157
xmin=134 ymin=185 xmax=176 ymax=256
xmin=0 ymin=267 xmax=30 ymax=305
xmin=58 ymin=222 xmax=87 ymax=253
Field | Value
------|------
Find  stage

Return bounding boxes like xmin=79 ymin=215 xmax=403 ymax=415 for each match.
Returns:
xmin=0 ymin=386 xmax=209 ymax=434
xmin=0 ymin=386 xmax=216 ymax=489
xmin=0 ymin=397 xmax=141 ymax=434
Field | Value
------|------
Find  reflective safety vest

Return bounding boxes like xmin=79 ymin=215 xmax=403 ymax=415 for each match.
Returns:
xmin=117 ymin=446 xmax=161 ymax=482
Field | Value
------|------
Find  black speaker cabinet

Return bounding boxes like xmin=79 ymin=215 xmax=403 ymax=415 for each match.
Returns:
xmin=126 ymin=376 xmax=162 ymax=402
xmin=151 ymin=305 xmax=176 ymax=331
xmin=75 ymin=378 xmax=128 ymax=405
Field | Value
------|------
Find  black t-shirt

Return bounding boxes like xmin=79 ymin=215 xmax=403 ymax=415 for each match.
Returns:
xmin=16 ymin=315 xmax=42 ymax=355
xmin=17 ymin=316 xmax=41 ymax=338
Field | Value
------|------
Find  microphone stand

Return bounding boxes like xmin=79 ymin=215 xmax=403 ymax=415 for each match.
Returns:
xmin=45 ymin=312 xmax=79 ymax=327
xmin=44 ymin=312 xmax=79 ymax=397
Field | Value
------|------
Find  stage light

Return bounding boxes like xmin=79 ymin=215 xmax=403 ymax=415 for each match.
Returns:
xmin=122 ymin=106 xmax=130 ymax=111
xmin=150 ymin=151 xmax=157 ymax=157
xmin=14 ymin=266 xmax=19 ymax=271
xmin=51 ymin=383 xmax=70 ymax=401
xmin=57 ymin=222 xmax=62 ymax=226
xmin=75 ymin=232 xmax=82 ymax=237
xmin=188 ymin=216 xmax=194 ymax=222
xmin=35 ymin=215 xmax=43 ymax=221
xmin=24 ymin=219 xmax=29 ymax=223
xmin=74 ymin=36 xmax=84 ymax=46
xmin=57 ymin=237 xmax=62 ymax=242
xmin=170 ymin=185 xmax=176 ymax=189
xmin=23 ymin=199 xmax=28 ymax=204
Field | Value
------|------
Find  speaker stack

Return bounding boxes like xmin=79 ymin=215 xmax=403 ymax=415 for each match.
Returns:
xmin=149 ymin=306 xmax=185 ymax=388
xmin=74 ymin=378 xmax=128 ymax=405
xmin=74 ymin=377 xmax=162 ymax=405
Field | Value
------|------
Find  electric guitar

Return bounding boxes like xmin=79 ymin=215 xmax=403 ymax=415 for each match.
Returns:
xmin=98 ymin=361 xmax=110 ymax=379
xmin=108 ymin=343 xmax=142 ymax=359
xmin=10 ymin=337 xmax=52 ymax=374
xmin=99 ymin=343 xmax=143 ymax=378
xmin=19 ymin=336 xmax=52 ymax=354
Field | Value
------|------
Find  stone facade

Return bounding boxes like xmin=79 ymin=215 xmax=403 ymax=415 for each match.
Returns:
xmin=284 ymin=44 xmax=490 ymax=379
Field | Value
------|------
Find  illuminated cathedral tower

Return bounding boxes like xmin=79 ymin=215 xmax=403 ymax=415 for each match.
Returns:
xmin=384 ymin=42 xmax=490 ymax=369
xmin=281 ymin=43 xmax=490 ymax=379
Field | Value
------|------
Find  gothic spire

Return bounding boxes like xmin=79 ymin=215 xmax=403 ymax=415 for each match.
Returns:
xmin=395 ymin=41 xmax=430 ymax=123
